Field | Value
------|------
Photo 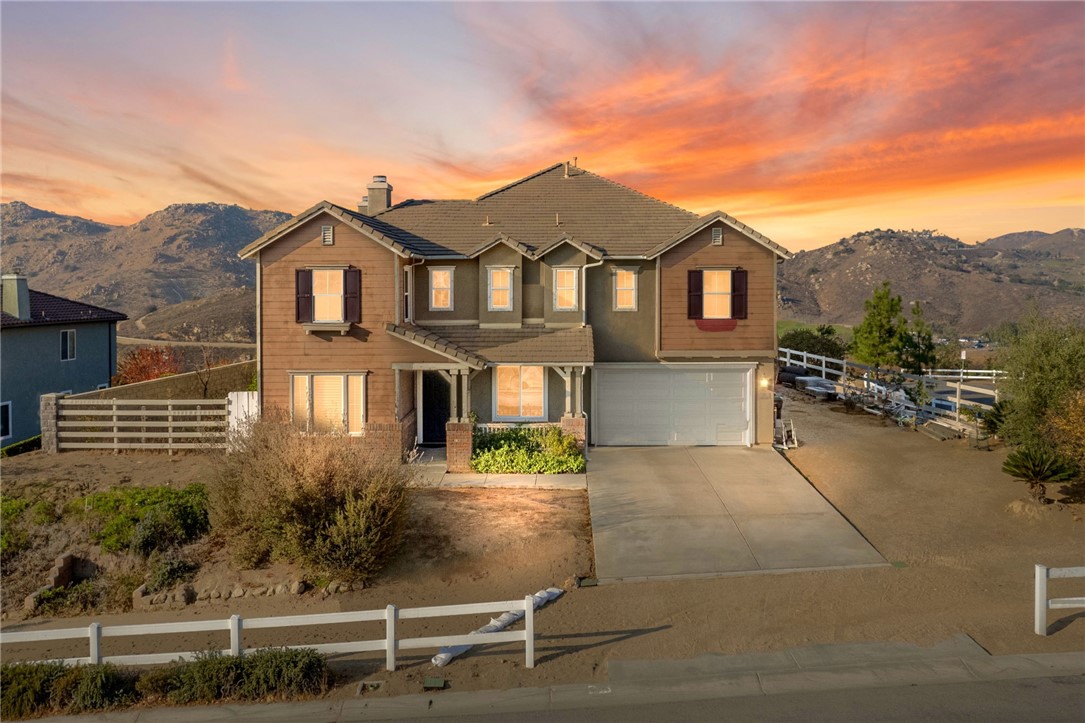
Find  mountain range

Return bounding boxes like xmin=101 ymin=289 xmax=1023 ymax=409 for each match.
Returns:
xmin=2 ymin=201 xmax=1081 ymax=339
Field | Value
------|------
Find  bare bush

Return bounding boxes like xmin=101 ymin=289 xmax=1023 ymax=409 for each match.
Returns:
xmin=208 ymin=415 xmax=414 ymax=582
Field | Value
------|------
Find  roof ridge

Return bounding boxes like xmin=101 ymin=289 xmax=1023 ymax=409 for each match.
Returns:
xmin=377 ymin=198 xmax=474 ymax=215
xmin=580 ymin=168 xmax=698 ymax=217
xmin=476 ymin=163 xmax=565 ymax=201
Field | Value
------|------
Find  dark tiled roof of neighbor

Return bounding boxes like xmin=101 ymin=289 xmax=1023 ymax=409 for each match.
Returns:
xmin=417 ymin=324 xmax=595 ymax=365
xmin=1 ymin=289 xmax=127 ymax=329
xmin=365 ymin=164 xmax=700 ymax=258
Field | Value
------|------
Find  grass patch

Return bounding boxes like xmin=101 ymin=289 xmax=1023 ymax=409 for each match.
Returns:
xmin=472 ymin=426 xmax=585 ymax=474
xmin=69 ymin=484 xmax=209 ymax=556
xmin=1 ymin=495 xmax=32 ymax=560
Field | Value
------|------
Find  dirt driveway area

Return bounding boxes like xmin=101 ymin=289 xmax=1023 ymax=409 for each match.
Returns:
xmin=3 ymin=390 xmax=1083 ymax=701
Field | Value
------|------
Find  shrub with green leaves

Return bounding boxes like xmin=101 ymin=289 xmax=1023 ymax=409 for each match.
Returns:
xmin=0 ymin=661 xmax=66 ymax=719
xmin=1 ymin=495 xmax=31 ymax=559
xmin=72 ymin=484 xmax=209 ymax=556
xmin=209 ymin=417 xmax=414 ymax=582
xmin=145 ymin=552 xmax=198 ymax=594
xmin=0 ymin=662 xmax=136 ymax=718
xmin=471 ymin=426 xmax=586 ymax=474
xmin=1002 ymin=446 xmax=1079 ymax=503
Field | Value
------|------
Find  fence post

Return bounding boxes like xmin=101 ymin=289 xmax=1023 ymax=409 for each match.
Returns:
xmin=88 ymin=622 xmax=102 ymax=664
xmin=168 ymin=402 xmax=174 ymax=456
xmin=524 ymin=595 xmax=535 ymax=669
xmin=112 ymin=399 xmax=118 ymax=453
xmin=141 ymin=405 xmax=147 ymax=446
xmin=1035 ymin=565 xmax=1048 ymax=636
xmin=385 ymin=604 xmax=397 ymax=671
xmin=230 ymin=614 xmax=242 ymax=655
xmin=39 ymin=393 xmax=63 ymax=454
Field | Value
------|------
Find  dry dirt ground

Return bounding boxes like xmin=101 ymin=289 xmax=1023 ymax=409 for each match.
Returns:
xmin=2 ymin=391 xmax=1083 ymax=703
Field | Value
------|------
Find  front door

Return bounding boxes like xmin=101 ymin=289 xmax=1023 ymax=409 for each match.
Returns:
xmin=421 ymin=370 xmax=451 ymax=445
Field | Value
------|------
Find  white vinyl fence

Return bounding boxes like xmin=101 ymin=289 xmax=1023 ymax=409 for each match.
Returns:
xmin=0 ymin=597 xmax=538 ymax=670
xmin=55 ymin=398 xmax=228 ymax=452
xmin=227 ymin=391 xmax=259 ymax=433
xmin=1034 ymin=564 xmax=1085 ymax=636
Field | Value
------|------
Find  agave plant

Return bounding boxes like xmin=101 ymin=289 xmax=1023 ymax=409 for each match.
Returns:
xmin=1002 ymin=445 xmax=1078 ymax=503
xmin=983 ymin=400 xmax=1008 ymax=436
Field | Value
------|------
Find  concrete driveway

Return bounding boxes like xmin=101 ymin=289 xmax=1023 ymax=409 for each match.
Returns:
xmin=586 ymin=447 xmax=886 ymax=582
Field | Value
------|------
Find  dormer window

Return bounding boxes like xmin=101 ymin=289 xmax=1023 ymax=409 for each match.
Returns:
xmin=488 ymin=267 xmax=513 ymax=311
xmin=553 ymin=268 xmax=578 ymax=311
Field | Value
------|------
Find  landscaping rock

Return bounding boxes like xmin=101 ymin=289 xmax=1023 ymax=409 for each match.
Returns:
xmin=290 ymin=580 xmax=306 ymax=595
xmin=232 ymin=587 xmax=246 ymax=599
xmin=197 ymin=589 xmax=211 ymax=601
xmin=274 ymin=583 xmax=288 ymax=595
xmin=253 ymin=587 xmax=267 ymax=597
xmin=151 ymin=593 xmax=167 ymax=605
xmin=211 ymin=589 xmax=222 ymax=599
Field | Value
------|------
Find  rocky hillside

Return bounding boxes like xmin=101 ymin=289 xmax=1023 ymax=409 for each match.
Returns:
xmin=779 ymin=228 xmax=1084 ymax=334
xmin=116 ymin=287 xmax=256 ymax=343
xmin=1 ymin=201 xmax=289 ymax=320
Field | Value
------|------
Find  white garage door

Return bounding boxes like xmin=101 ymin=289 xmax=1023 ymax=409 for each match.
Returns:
xmin=594 ymin=365 xmax=752 ymax=446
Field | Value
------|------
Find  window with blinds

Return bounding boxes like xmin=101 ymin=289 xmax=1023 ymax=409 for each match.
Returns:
xmin=290 ymin=373 xmax=366 ymax=433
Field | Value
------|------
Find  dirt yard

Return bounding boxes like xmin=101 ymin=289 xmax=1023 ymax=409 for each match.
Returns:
xmin=2 ymin=392 xmax=1083 ymax=702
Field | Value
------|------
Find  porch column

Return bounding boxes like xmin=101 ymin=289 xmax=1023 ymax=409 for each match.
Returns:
xmin=460 ymin=371 xmax=471 ymax=422
xmin=562 ymin=366 xmax=573 ymax=416
xmin=575 ymin=367 xmax=585 ymax=416
xmin=450 ymin=370 xmax=460 ymax=422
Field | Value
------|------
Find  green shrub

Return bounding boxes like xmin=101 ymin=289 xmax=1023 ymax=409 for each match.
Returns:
xmin=134 ymin=663 xmax=182 ymax=701
xmin=32 ymin=499 xmax=59 ymax=525
xmin=983 ymin=399 xmax=1008 ymax=436
xmin=0 ymin=435 xmax=42 ymax=458
xmin=209 ymin=418 xmax=414 ymax=581
xmin=49 ymin=664 xmax=137 ymax=713
xmin=73 ymin=484 xmax=209 ymax=556
xmin=1 ymin=495 xmax=31 ymax=559
xmin=234 ymin=648 xmax=329 ymax=700
xmin=35 ymin=565 xmax=147 ymax=617
xmin=1002 ymin=445 xmax=1079 ymax=502
xmin=167 ymin=651 xmax=244 ymax=704
xmin=0 ymin=661 xmax=66 ymax=719
xmin=145 ymin=552 xmax=198 ymax=594
xmin=471 ymin=426 xmax=585 ymax=474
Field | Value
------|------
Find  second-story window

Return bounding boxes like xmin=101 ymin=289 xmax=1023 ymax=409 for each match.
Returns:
xmin=295 ymin=268 xmax=361 ymax=324
xmin=60 ymin=329 xmax=76 ymax=361
xmin=488 ymin=267 xmax=513 ymax=311
xmin=553 ymin=267 xmax=578 ymax=311
xmin=430 ymin=267 xmax=453 ymax=311
xmin=313 ymin=269 xmax=344 ymax=322
xmin=614 ymin=269 xmax=637 ymax=311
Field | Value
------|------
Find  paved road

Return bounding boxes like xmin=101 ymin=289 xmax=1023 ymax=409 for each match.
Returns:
xmin=586 ymin=446 xmax=885 ymax=582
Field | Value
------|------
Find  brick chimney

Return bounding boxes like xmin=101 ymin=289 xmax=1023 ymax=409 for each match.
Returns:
xmin=365 ymin=175 xmax=393 ymax=215
xmin=1 ymin=273 xmax=31 ymax=320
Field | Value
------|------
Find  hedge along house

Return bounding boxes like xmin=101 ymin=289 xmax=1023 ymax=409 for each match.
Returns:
xmin=0 ymin=274 xmax=127 ymax=445
xmin=239 ymin=163 xmax=792 ymax=470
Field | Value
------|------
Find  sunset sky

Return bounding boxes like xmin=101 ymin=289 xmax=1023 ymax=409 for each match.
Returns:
xmin=2 ymin=1 xmax=1082 ymax=251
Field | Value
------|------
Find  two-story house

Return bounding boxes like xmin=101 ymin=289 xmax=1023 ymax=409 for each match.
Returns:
xmin=0 ymin=274 xmax=127 ymax=445
xmin=239 ymin=162 xmax=792 ymax=468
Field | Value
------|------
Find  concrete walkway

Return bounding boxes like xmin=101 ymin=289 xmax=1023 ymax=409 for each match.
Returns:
xmin=35 ymin=637 xmax=1085 ymax=721
xmin=586 ymin=446 xmax=886 ymax=582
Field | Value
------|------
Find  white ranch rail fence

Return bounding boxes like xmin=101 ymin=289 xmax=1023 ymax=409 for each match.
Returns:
xmin=778 ymin=348 xmax=1004 ymax=382
xmin=1034 ymin=564 xmax=1085 ymax=636
xmin=0 ymin=597 xmax=538 ymax=670
xmin=56 ymin=398 xmax=228 ymax=452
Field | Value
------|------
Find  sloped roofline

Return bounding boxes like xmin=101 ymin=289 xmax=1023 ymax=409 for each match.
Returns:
xmin=476 ymin=163 xmax=565 ymax=201
xmin=535 ymin=234 xmax=604 ymax=259
xmin=384 ymin=323 xmax=486 ymax=369
xmin=646 ymin=211 xmax=793 ymax=260
xmin=238 ymin=202 xmax=417 ymax=259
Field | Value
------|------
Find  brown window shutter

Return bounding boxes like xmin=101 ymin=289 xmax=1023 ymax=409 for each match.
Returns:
xmin=732 ymin=269 xmax=748 ymax=320
xmin=343 ymin=268 xmax=361 ymax=323
xmin=687 ymin=269 xmax=703 ymax=319
xmin=295 ymin=269 xmax=313 ymax=323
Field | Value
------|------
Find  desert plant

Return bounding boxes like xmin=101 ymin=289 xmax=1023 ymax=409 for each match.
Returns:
xmin=145 ymin=552 xmax=198 ymax=594
xmin=166 ymin=651 xmax=244 ymax=704
xmin=209 ymin=417 xmax=414 ymax=579
xmin=48 ymin=664 xmax=137 ymax=713
xmin=1002 ymin=446 xmax=1079 ymax=503
xmin=234 ymin=648 xmax=329 ymax=700
xmin=74 ymin=484 xmax=209 ymax=556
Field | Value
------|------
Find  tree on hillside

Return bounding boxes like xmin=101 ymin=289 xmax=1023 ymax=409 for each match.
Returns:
xmin=997 ymin=313 xmax=1085 ymax=451
xmin=851 ymin=282 xmax=906 ymax=373
xmin=779 ymin=324 xmax=848 ymax=359
xmin=114 ymin=346 xmax=183 ymax=386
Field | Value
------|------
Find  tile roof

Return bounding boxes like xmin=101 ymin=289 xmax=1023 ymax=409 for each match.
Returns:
xmin=417 ymin=324 xmax=595 ymax=365
xmin=371 ymin=164 xmax=699 ymax=258
xmin=385 ymin=323 xmax=487 ymax=368
xmin=1 ymin=289 xmax=127 ymax=329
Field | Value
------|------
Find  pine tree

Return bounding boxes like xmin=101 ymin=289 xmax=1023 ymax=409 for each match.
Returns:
xmin=897 ymin=302 xmax=936 ymax=374
xmin=851 ymin=282 xmax=905 ymax=375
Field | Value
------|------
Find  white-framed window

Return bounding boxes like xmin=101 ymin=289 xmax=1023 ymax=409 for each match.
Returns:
xmin=614 ymin=268 xmax=637 ymax=311
xmin=97 ymin=383 xmax=110 ymax=390
xmin=0 ymin=401 xmax=11 ymax=441
xmin=290 ymin=372 xmax=366 ymax=434
xmin=403 ymin=267 xmax=412 ymax=322
xmin=494 ymin=366 xmax=546 ymax=420
xmin=321 ymin=225 xmax=334 ymax=246
xmin=430 ymin=267 xmax=454 ymax=311
xmin=488 ymin=267 xmax=513 ymax=311
xmin=313 ymin=269 xmax=344 ymax=323
xmin=553 ymin=268 xmax=578 ymax=311
xmin=703 ymin=269 xmax=733 ymax=319
xmin=60 ymin=329 xmax=76 ymax=361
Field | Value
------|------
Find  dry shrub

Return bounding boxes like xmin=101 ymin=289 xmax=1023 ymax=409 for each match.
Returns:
xmin=209 ymin=415 xmax=413 ymax=582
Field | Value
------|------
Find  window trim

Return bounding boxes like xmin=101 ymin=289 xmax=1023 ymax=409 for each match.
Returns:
xmin=289 ymin=372 xmax=368 ymax=435
xmin=0 ymin=401 xmax=11 ymax=442
xmin=492 ymin=365 xmax=548 ymax=422
xmin=553 ymin=267 xmax=579 ymax=312
xmin=312 ymin=268 xmax=345 ymax=323
xmin=613 ymin=267 xmax=638 ymax=311
xmin=487 ymin=266 xmax=514 ymax=312
xmin=702 ymin=268 xmax=734 ymax=320
xmin=60 ymin=329 xmax=76 ymax=361
xmin=429 ymin=267 xmax=455 ymax=311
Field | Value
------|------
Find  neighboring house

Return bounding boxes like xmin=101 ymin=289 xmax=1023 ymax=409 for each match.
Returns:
xmin=239 ymin=162 xmax=792 ymax=464
xmin=0 ymin=274 xmax=127 ymax=445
